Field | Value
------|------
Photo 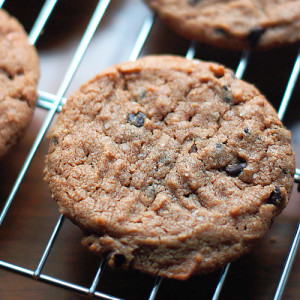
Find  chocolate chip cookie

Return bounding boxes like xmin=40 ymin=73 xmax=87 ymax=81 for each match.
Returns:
xmin=0 ymin=9 xmax=39 ymax=159
xmin=144 ymin=0 xmax=300 ymax=50
xmin=45 ymin=55 xmax=295 ymax=279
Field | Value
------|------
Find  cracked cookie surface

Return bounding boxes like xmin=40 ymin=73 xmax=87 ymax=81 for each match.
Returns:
xmin=0 ymin=9 xmax=39 ymax=158
xmin=45 ymin=55 xmax=295 ymax=279
xmin=144 ymin=0 xmax=300 ymax=50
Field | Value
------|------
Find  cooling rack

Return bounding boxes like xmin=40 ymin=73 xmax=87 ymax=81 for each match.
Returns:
xmin=0 ymin=0 xmax=300 ymax=299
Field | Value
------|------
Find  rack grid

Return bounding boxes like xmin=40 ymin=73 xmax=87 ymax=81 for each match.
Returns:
xmin=0 ymin=0 xmax=299 ymax=299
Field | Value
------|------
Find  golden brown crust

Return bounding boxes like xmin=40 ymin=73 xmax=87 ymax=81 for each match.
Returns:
xmin=45 ymin=55 xmax=295 ymax=279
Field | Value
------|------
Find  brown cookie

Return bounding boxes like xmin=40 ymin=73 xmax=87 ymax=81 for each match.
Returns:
xmin=0 ymin=9 xmax=39 ymax=159
xmin=45 ymin=55 xmax=295 ymax=279
xmin=144 ymin=0 xmax=300 ymax=50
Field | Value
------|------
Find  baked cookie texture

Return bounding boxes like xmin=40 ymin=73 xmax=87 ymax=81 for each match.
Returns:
xmin=144 ymin=0 xmax=300 ymax=50
xmin=45 ymin=55 xmax=295 ymax=279
xmin=0 ymin=9 xmax=39 ymax=159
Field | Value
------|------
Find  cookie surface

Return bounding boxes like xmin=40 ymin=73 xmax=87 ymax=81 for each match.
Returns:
xmin=45 ymin=55 xmax=295 ymax=279
xmin=144 ymin=0 xmax=300 ymax=50
xmin=0 ymin=9 xmax=39 ymax=158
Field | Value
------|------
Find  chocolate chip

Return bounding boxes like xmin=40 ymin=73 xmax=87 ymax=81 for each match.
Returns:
xmin=189 ymin=144 xmax=198 ymax=154
xmin=184 ymin=192 xmax=192 ymax=198
xmin=127 ymin=112 xmax=146 ymax=127
xmin=244 ymin=127 xmax=250 ymax=134
xmin=51 ymin=136 xmax=58 ymax=145
xmin=222 ymin=86 xmax=234 ymax=104
xmin=159 ymin=155 xmax=172 ymax=165
xmin=146 ymin=185 xmax=156 ymax=198
xmin=298 ymin=184 xmax=300 ymax=193
xmin=123 ymin=81 xmax=129 ymax=91
xmin=267 ymin=186 xmax=282 ymax=205
xmin=214 ymin=27 xmax=227 ymax=36
xmin=188 ymin=0 xmax=202 ymax=5
xmin=223 ymin=96 xmax=233 ymax=104
xmin=139 ymin=90 xmax=147 ymax=99
xmin=225 ymin=162 xmax=247 ymax=177
xmin=134 ymin=90 xmax=147 ymax=101
xmin=113 ymin=253 xmax=126 ymax=268
xmin=248 ymin=27 xmax=265 ymax=47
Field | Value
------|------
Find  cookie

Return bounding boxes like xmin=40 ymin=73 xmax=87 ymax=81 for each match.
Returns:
xmin=45 ymin=55 xmax=295 ymax=279
xmin=0 ymin=9 xmax=39 ymax=159
xmin=144 ymin=0 xmax=300 ymax=50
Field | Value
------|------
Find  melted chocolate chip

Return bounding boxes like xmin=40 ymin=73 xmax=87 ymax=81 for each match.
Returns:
xmin=248 ymin=27 xmax=265 ymax=47
xmin=189 ymin=144 xmax=198 ymax=154
xmin=113 ymin=253 xmax=126 ymax=268
xmin=298 ymin=183 xmax=300 ymax=193
xmin=127 ymin=112 xmax=146 ymax=127
xmin=244 ymin=127 xmax=250 ymax=134
xmin=267 ymin=186 xmax=282 ymax=205
xmin=225 ymin=162 xmax=247 ymax=177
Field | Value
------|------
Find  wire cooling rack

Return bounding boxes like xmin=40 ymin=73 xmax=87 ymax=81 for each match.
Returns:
xmin=0 ymin=0 xmax=300 ymax=299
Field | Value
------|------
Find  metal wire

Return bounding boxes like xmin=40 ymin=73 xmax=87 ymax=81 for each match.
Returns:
xmin=0 ymin=0 xmax=299 ymax=299
xmin=235 ymin=50 xmax=250 ymax=79
xmin=0 ymin=260 xmax=122 ymax=300
xmin=274 ymin=221 xmax=300 ymax=300
xmin=129 ymin=13 xmax=154 ymax=62
xmin=33 ymin=214 xmax=65 ymax=278
xmin=28 ymin=0 xmax=58 ymax=45
xmin=88 ymin=259 xmax=107 ymax=296
xmin=272 ymin=45 xmax=300 ymax=299
xmin=148 ymin=276 xmax=163 ymax=300
xmin=186 ymin=40 xmax=198 ymax=60
xmin=37 ymin=89 xmax=66 ymax=112
xmin=295 ymin=168 xmax=300 ymax=183
xmin=212 ymin=264 xmax=231 ymax=300
xmin=278 ymin=48 xmax=300 ymax=121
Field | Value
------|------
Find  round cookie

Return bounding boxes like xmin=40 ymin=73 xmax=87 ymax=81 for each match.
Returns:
xmin=45 ymin=55 xmax=295 ymax=279
xmin=144 ymin=0 xmax=300 ymax=50
xmin=0 ymin=9 xmax=39 ymax=159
